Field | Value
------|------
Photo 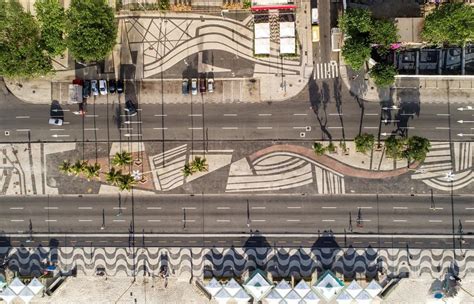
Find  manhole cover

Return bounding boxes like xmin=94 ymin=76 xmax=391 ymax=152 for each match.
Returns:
xmin=300 ymin=132 xmax=305 ymax=138
xmin=305 ymin=126 xmax=311 ymax=132
xmin=5 ymin=131 xmax=10 ymax=136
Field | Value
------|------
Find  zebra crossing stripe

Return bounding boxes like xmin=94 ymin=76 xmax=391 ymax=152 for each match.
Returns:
xmin=314 ymin=62 xmax=339 ymax=80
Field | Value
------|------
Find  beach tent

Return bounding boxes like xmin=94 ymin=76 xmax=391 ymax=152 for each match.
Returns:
xmin=263 ymin=289 xmax=283 ymax=304
xmin=354 ymin=290 xmax=373 ymax=304
xmin=224 ymin=278 xmax=242 ymax=297
xmin=0 ymin=287 xmax=16 ymax=304
xmin=345 ymin=280 xmax=363 ymax=298
xmin=205 ymin=277 xmax=222 ymax=296
xmin=312 ymin=270 xmax=344 ymax=301
xmin=18 ymin=287 xmax=35 ymax=304
xmin=8 ymin=277 xmax=25 ymax=295
xmin=233 ymin=288 xmax=251 ymax=303
xmin=294 ymin=279 xmax=311 ymax=297
xmin=336 ymin=290 xmax=352 ymax=304
xmin=214 ymin=288 xmax=232 ymax=304
xmin=283 ymin=289 xmax=302 ymax=304
xmin=243 ymin=269 xmax=272 ymax=301
xmin=302 ymin=290 xmax=321 ymax=304
xmin=365 ymin=280 xmax=382 ymax=298
xmin=274 ymin=279 xmax=292 ymax=298
xmin=27 ymin=278 xmax=44 ymax=295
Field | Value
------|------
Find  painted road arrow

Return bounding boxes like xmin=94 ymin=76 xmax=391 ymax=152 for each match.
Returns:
xmin=457 ymin=106 xmax=473 ymax=111
xmin=51 ymin=134 xmax=70 ymax=138
xmin=382 ymin=119 xmax=400 ymax=123
xmin=124 ymin=134 xmax=142 ymax=137
xmin=457 ymin=133 xmax=474 ymax=137
xmin=457 ymin=120 xmax=474 ymax=124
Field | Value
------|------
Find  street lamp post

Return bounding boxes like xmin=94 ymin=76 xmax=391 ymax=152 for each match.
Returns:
xmin=246 ymin=200 xmax=250 ymax=228
xmin=101 ymin=209 xmax=105 ymax=230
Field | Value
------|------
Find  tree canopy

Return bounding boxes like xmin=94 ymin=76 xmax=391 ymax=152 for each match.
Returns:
xmin=369 ymin=63 xmax=397 ymax=87
xmin=66 ymin=0 xmax=117 ymax=62
xmin=370 ymin=19 xmax=399 ymax=48
xmin=404 ymin=136 xmax=431 ymax=162
xmin=339 ymin=8 xmax=373 ymax=36
xmin=35 ymin=0 xmax=66 ymax=57
xmin=0 ymin=0 xmax=52 ymax=78
xmin=341 ymin=37 xmax=371 ymax=71
xmin=354 ymin=133 xmax=375 ymax=154
xmin=422 ymin=3 xmax=474 ymax=46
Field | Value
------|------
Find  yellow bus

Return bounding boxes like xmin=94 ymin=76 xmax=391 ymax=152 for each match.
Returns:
xmin=312 ymin=25 xmax=320 ymax=42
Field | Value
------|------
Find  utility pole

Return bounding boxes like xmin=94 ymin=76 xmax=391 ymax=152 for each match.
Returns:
xmin=246 ymin=200 xmax=250 ymax=228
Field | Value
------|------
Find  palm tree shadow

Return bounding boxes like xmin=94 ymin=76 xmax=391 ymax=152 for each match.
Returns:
xmin=309 ymin=80 xmax=333 ymax=141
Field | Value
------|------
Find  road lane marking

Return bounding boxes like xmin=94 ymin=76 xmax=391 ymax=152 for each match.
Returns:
xmin=45 ymin=219 xmax=57 ymax=222
xmin=9 ymin=207 xmax=24 ymax=210
xmin=154 ymin=114 xmax=167 ymax=117
xmin=78 ymin=219 xmax=92 ymax=222
xmin=329 ymin=113 xmax=343 ymax=116
xmin=393 ymin=219 xmax=407 ymax=222
xmin=146 ymin=207 xmax=162 ymax=210
xmin=360 ymin=219 xmax=371 ymax=222
xmin=182 ymin=207 xmax=196 ymax=210
xmin=327 ymin=126 xmax=343 ymax=129
xmin=84 ymin=128 xmax=99 ymax=131
xmin=44 ymin=207 xmax=58 ymax=210
xmin=286 ymin=219 xmax=301 ymax=222
xmin=153 ymin=127 xmax=168 ymax=130
xmin=436 ymin=127 xmax=450 ymax=130
xmin=429 ymin=220 xmax=443 ymax=223
xmin=217 ymin=207 xmax=230 ymax=210
xmin=251 ymin=219 xmax=266 ymax=222
xmin=251 ymin=206 xmax=266 ymax=210
xmin=436 ymin=114 xmax=450 ymax=116
xmin=15 ymin=116 xmax=30 ymax=119
xmin=393 ymin=207 xmax=408 ymax=209
xmin=465 ymin=220 xmax=474 ymax=223
xmin=257 ymin=127 xmax=272 ymax=129
xmin=188 ymin=114 xmax=202 ymax=117
xmin=322 ymin=219 xmax=335 ymax=222
xmin=224 ymin=114 xmax=237 ymax=116
xmin=287 ymin=206 xmax=302 ymax=209
xmin=16 ymin=129 xmax=31 ymax=132
xmin=10 ymin=220 xmax=24 ymax=222
xmin=85 ymin=115 xmax=98 ymax=118
xmin=113 ymin=207 xmax=127 ymax=210
xmin=432 ymin=207 xmax=444 ymax=210
xmin=222 ymin=127 xmax=238 ymax=130
xmin=188 ymin=127 xmax=203 ymax=130
xmin=78 ymin=207 xmax=93 ymax=210
xmin=258 ymin=114 xmax=272 ymax=116
xmin=363 ymin=127 xmax=378 ymax=129
xmin=364 ymin=113 xmax=378 ymax=116
xmin=293 ymin=113 xmax=308 ymax=116
xmin=293 ymin=127 xmax=307 ymax=129
xmin=182 ymin=219 xmax=195 ymax=222
xmin=148 ymin=219 xmax=161 ymax=222
xmin=465 ymin=208 xmax=474 ymax=210
xmin=49 ymin=129 xmax=64 ymax=131
xmin=322 ymin=207 xmax=337 ymax=209
xmin=113 ymin=219 xmax=125 ymax=222
xmin=216 ymin=220 xmax=230 ymax=222
xmin=357 ymin=206 xmax=373 ymax=209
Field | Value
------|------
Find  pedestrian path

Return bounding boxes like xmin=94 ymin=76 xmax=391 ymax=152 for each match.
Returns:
xmin=313 ymin=61 xmax=339 ymax=80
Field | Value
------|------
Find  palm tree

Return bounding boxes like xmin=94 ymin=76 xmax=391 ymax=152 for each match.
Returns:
xmin=71 ymin=160 xmax=87 ymax=176
xmin=191 ymin=156 xmax=208 ymax=172
xmin=182 ymin=163 xmax=194 ymax=177
xmin=105 ymin=167 xmax=122 ymax=186
xmin=117 ymin=174 xmax=137 ymax=191
xmin=112 ymin=151 xmax=133 ymax=167
xmin=84 ymin=163 xmax=101 ymax=181
xmin=58 ymin=160 xmax=72 ymax=175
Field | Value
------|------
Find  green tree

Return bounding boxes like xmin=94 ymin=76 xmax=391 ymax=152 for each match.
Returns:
xmin=384 ymin=136 xmax=405 ymax=159
xmin=84 ymin=163 xmax=101 ymax=181
xmin=312 ymin=142 xmax=326 ymax=156
xmin=339 ymin=8 xmax=373 ymax=36
xmin=0 ymin=1 xmax=52 ymax=78
xmin=369 ymin=63 xmax=397 ymax=87
xmin=112 ymin=151 xmax=133 ymax=167
xmin=66 ymin=0 xmax=117 ymax=62
xmin=421 ymin=3 xmax=474 ymax=46
xmin=354 ymin=133 xmax=374 ymax=154
xmin=182 ymin=163 xmax=195 ymax=177
xmin=326 ymin=142 xmax=336 ymax=153
xmin=158 ymin=0 xmax=170 ymax=10
xmin=71 ymin=160 xmax=87 ymax=176
xmin=117 ymin=174 xmax=137 ymax=191
xmin=58 ymin=160 xmax=73 ymax=175
xmin=405 ymin=136 xmax=431 ymax=162
xmin=191 ymin=157 xmax=208 ymax=172
xmin=105 ymin=167 xmax=122 ymax=186
xmin=35 ymin=0 xmax=66 ymax=56
xmin=370 ymin=19 xmax=399 ymax=47
xmin=243 ymin=0 xmax=251 ymax=9
xmin=341 ymin=37 xmax=371 ymax=70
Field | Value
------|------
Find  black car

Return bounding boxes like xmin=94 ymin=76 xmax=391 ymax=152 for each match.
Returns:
xmin=125 ymin=100 xmax=137 ymax=116
xmin=117 ymin=80 xmax=124 ymax=94
xmin=82 ymin=80 xmax=91 ymax=98
xmin=108 ymin=79 xmax=116 ymax=94
xmin=182 ymin=79 xmax=189 ymax=95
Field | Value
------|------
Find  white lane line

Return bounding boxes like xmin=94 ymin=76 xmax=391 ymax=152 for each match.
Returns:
xmin=322 ymin=219 xmax=335 ymax=222
xmin=327 ymin=126 xmax=343 ymax=129
xmin=188 ymin=114 xmax=202 ymax=117
xmin=293 ymin=127 xmax=307 ymax=129
xmin=154 ymin=114 xmax=167 ymax=117
xmin=45 ymin=220 xmax=57 ymax=222
xmin=146 ymin=207 xmax=162 ymax=210
xmin=148 ymin=219 xmax=161 ymax=222
xmin=78 ymin=207 xmax=93 ymax=210
xmin=432 ymin=207 xmax=444 ymax=210
xmin=84 ymin=128 xmax=99 ymax=131
xmin=257 ymin=127 xmax=273 ymax=130
xmin=85 ymin=114 xmax=98 ymax=118
xmin=251 ymin=219 xmax=266 ymax=222
xmin=322 ymin=206 xmax=337 ymax=209
xmin=393 ymin=207 xmax=408 ymax=210
xmin=16 ymin=129 xmax=31 ymax=132
xmin=10 ymin=220 xmax=24 ymax=222
xmin=216 ymin=219 xmax=230 ymax=223
xmin=363 ymin=127 xmax=378 ymax=129
xmin=222 ymin=127 xmax=238 ymax=130
xmin=465 ymin=208 xmax=474 ymax=210
xmin=436 ymin=114 xmax=450 ymax=116
xmin=224 ymin=114 xmax=237 ymax=116
xmin=113 ymin=219 xmax=125 ymax=222
xmin=217 ymin=207 xmax=230 ymax=210
xmin=293 ymin=113 xmax=308 ymax=116
xmin=329 ymin=113 xmax=343 ymax=116
xmin=44 ymin=207 xmax=59 ymax=210
xmin=393 ymin=219 xmax=407 ymax=222
xmin=78 ymin=219 xmax=92 ymax=222
xmin=153 ymin=127 xmax=168 ymax=130
xmin=251 ymin=206 xmax=266 ymax=210
xmin=286 ymin=219 xmax=301 ymax=222
xmin=287 ymin=206 xmax=302 ymax=209
xmin=436 ymin=127 xmax=450 ymax=130
xmin=49 ymin=128 xmax=64 ymax=131
xmin=182 ymin=219 xmax=196 ymax=222
xmin=464 ymin=220 xmax=474 ymax=223
xmin=113 ymin=207 xmax=127 ymax=210
xmin=358 ymin=206 xmax=373 ymax=209
xmin=188 ymin=127 xmax=203 ymax=130
xmin=360 ymin=219 xmax=372 ymax=222
xmin=258 ymin=113 xmax=272 ymax=116
xmin=16 ymin=116 xmax=30 ymax=119
xmin=182 ymin=207 xmax=196 ymax=210
xmin=429 ymin=220 xmax=443 ymax=223
xmin=9 ymin=207 xmax=24 ymax=210
xmin=364 ymin=113 xmax=378 ymax=116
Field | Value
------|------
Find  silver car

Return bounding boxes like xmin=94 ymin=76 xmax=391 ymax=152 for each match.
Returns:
xmin=91 ymin=80 xmax=99 ymax=96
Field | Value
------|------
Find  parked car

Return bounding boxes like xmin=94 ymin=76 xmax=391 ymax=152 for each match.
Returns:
xmin=48 ymin=118 xmax=63 ymax=126
xmin=108 ymin=79 xmax=116 ymax=94
xmin=207 ymin=78 xmax=214 ymax=93
xmin=91 ymin=80 xmax=99 ymax=96
xmin=83 ymin=80 xmax=91 ymax=98
xmin=117 ymin=79 xmax=124 ymax=94
xmin=199 ymin=77 xmax=206 ymax=93
xmin=99 ymin=80 xmax=107 ymax=95
xmin=125 ymin=100 xmax=137 ymax=116
xmin=182 ymin=79 xmax=189 ymax=95
xmin=191 ymin=78 xmax=197 ymax=95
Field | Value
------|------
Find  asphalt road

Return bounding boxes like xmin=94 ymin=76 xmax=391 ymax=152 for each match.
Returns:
xmin=1 ymin=194 xmax=472 ymax=249
xmin=1 ymin=90 xmax=474 ymax=144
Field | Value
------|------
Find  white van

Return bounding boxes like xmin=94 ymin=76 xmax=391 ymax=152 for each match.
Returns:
xmin=331 ymin=28 xmax=342 ymax=52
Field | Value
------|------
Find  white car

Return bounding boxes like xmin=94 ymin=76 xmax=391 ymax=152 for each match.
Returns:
xmin=191 ymin=78 xmax=198 ymax=95
xmin=91 ymin=80 xmax=99 ymax=96
xmin=49 ymin=118 xmax=63 ymax=126
xmin=207 ymin=78 xmax=214 ymax=93
xmin=99 ymin=79 xmax=107 ymax=95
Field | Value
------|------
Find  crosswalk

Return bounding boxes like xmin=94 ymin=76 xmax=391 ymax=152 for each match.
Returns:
xmin=314 ymin=61 xmax=339 ymax=80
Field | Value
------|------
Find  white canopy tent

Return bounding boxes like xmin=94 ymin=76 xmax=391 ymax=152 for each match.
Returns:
xmin=214 ymin=288 xmax=232 ymax=304
xmin=255 ymin=38 xmax=270 ymax=55
xmin=336 ymin=290 xmax=353 ymax=304
xmin=224 ymin=278 xmax=242 ymax=296
xmin=18 ymin=287 xmax=35 ymax=304
xmin=263 ymin=289 xmax=283 ymax=304
xmin=365 ymin=280 xmax=382 ymax=298
xmin=0 ymin=287 xmax=16 ymax=304
xmin=233 ymin=288 xmax=251 ymax=304
xmin=313 ymin=271 xmax=344 ymax=302
xmin=243 ymin=270 xmax=272 ymax=301
xmin=8 ymin=277 xmax=25 ymax=295
xmin=294 ymin=279 xmax=311 ymax=298
xmin=274 ymin=279 xmax=292 ymax=298
xmin=345 ymin=280 xmax=363 ymax=298
xmin=279 ymin=22 xmax=295 ymax=38
xmin=255 ymin=23 xmax=270 ymax=38
xmin=205 ymin=278 xmax=222 ymax=296
xmin=283 ymin=289 xmax=302 ymax=304
xmin=27 ymin=278 xmax=44 ymax=295
xmin=355 ymin=290 xmax=373 ymax=304
xmin=302 ymin=290 xmax=321 ymax=304
xmin=280 ymin=38 xmax=295 ymax=54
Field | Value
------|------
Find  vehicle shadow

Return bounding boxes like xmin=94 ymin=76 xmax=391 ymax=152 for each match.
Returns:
xmin=50 ymin=100 xmax=64 ymax=119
